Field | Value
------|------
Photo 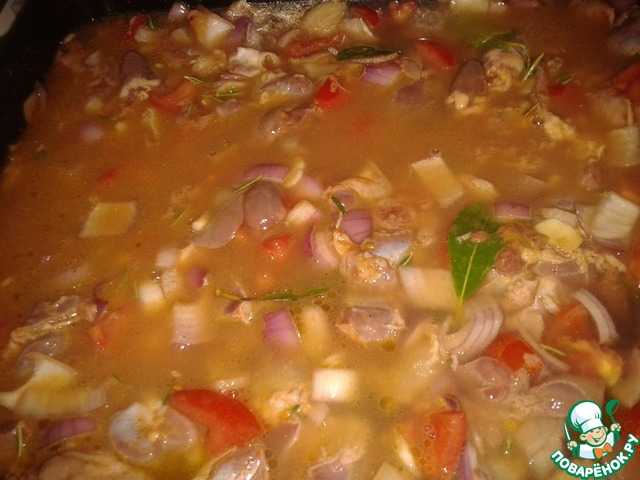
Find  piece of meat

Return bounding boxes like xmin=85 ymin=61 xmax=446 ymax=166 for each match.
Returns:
xmin=4 ymin=296 xmax=97 ymax=360
xmin=449 ymin=59 xmax=486 ymax=108
xmin=338 ymin=306 xmax=405 ymax=343
xmin=119 ymin=51 xmax=161 ymax=100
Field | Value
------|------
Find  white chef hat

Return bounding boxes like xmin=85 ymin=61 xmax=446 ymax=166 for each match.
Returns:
xmin=569 ymin=400 xmax=604 ymax=434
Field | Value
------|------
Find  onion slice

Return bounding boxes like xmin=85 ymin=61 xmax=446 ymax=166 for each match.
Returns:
xmin=339 ymin=209 xmax=373 ymax=244
xmin=361 ymin=61 xmax=401 ymax=86
xmin=440 ymin=300 xmax=503 ymax=362
xmin=572 ymin=288 xmax=619 ymax=345
xmin=263 ymin=309 xmax=301 ymax=347
xmin=242 ymin=164 xmax=290 ymax=184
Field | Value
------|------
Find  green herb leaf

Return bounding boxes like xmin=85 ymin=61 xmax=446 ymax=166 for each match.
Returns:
xmin=523 ymin=53 xmax=544 ymax=81
xmin=523 ymin=102 xmax=539 ymax=118
xmin=447 ymin=204 xmax=504 ymax=307
xmin=331 ymin=195 xmax=347 ymax=214
xmin=215 ymin=287 xmax=329 ymax=302
xmin=184 ymin=75 xmax=211 ymax=86
xmin=398 ymin=252 xmax=413 ymax=266
xmin=556 ymin=73 xmax=574 ymax=85
xmin=335 ymin=46 xmax=398 ymax=62
xmin=471 ymin=31 xmax=524 ymax=50
xmin=233 ymin=175 xmax=261 ymax=194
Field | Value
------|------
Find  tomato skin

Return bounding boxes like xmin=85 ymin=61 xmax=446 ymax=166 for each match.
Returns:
xmin=261 ymin=235 xmax=292 ymax=260
xmin=542 ymin=302 xmax=598 ymax=345
xmin=352 ymin=5 xmax=381 ymax=28
xmin=402 ymin=410 xmax=467 ymax=479
xmin=149 ymin=79 xmax=197 ymax=115
xmin=170 ymin=389 xmax=262 ymax=457
xmin=87 ymin=308 xmax=127 ymax=348
xmin=315 ymin=77 xmax=346 ymax=109
xmin=414 ymin=39 xmax=455 ymax=69
xmin=547 ymin=83 xmax=585 ymax=118
xmin=612 ymin=60 xmax=640 ymax=103
xmin=484 ymin=332 xmax=543 ymax=379
xmin=123 ymin=14 xmax=149 ymax=44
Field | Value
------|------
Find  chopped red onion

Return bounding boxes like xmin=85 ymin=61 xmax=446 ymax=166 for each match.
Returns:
xmin=184 ymin=266 xmax=209 ymax=291
xmin=493 ymin=200 xmax=531 ymax=221
xmin=339 ymin=209 xmax=373 ymax=244
xmin=263 ymin=309 xmax=300 ymax=347
xmin=39 ymin=416 xmax=97 ymax=449
xmin=259 ymin=74 xmax=313 ymax=99
xmin=225 ymin=16 xmax=250 ymax=49
xmin=572 ymin=288 xmax=619 ymax=345
xmin=242 ymin=164 xmax=290 ymax=184
xmin=361 ymin=61 xmax=401 ymax=86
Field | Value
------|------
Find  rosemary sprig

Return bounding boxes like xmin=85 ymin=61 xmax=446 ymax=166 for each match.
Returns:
xmin=331 ymin=195 xmax=347 ymax=214
xmin=523 ymin=53 xmax=544 ymax=81
xmin=215 ymin=287 xmax=329 ymax=302
xmin=233 ymin=175 xmax=261 ymax=194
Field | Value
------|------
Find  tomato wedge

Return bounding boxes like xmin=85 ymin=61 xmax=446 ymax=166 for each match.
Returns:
xmin=260 ymin=235 xmax=292 ymax=260
xmin=414 ymin=39 xmax=455 ymax=69
xmin=149 ymin=79 xmax=197 ymax=115
xmin=87 ymin=308 xmax=128 ymax=349
xmin=170 ymin=389 xmax=262 ymax=457
xmin=484 ymin=332 xmax=543 ymax=380
xmin=402 ymin=410 xmax=467 ymax=479
xmin=315 ymin=77 xmax=346 ymax=109
xmin=352 ymin=5 xmax=382 ymax=28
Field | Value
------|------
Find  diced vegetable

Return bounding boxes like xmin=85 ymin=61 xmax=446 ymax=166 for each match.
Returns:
xmin=263 ymin=308 xmax=301 ymax=347
xmin=300 ymin=1 xmax=347 ymax=37
xmin=411 ymin=153 xmax=465 ymax=207
xmin=534 ymin=218 xmax=583 ymax=251
xmin=188 ymin=7 xmax=233 ymax=49
xmin=149 ymin=79 xmax=197 ymax=115
xmin=483 ymin=332 xmax=542 ymax=379
xmin=79 ymin=201 xmax=137 ymax=237
xmin=88 ymin=308 xmax=128 ymax=348
xmin=312 ymin=368 xmax=358 ymax=402
xmin=606 ymin=125 xmax=640 ymax=166
xmin=351 ymin=5 xmax=381 ymax=29
xmin=587 ymin=191 xmax=640 ymax=248
xmin=414 ymin=39 xmax=456 ymax=69
xmin=399 ymin=267 xmax=457 ymax=311
xmin=402 ymin=410 xmax=467 ymax=479
xmin=170 ymin=389 xmax=262 ymax=457
xmin=315 ymin=76 xmax=346 ymax=108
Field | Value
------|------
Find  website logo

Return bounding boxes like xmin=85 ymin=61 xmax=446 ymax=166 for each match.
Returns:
xmin=550 ymin=399 xmax=639 ymax=479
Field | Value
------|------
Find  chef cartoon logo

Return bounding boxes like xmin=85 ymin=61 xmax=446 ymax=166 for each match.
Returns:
xmin=565 ymin=399 xmax=620 ymax=460
xmin=550 ymin=398 xmax=640 ymax=479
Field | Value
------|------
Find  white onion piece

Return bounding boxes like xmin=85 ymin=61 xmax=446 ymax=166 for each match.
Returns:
xmin=441 ymin=300 xmax=503 ymax=362
xmin=311 ymin=369 xmax=358 ymax=402
xmin=263 ymin=309 xmax=301 ymax=347
xmin=372 ymin=461 xmax=407 ymax=480
xmin=168 ymin=1 xmax=190 ymax=21
xmin=203 ymin=444 xmax=268 ymax=480
xmin=39 ymin=416 xmax=97 ymax=449
xmin=137 ymin=281 xmax=165 ymax=308
xmin=361 ymin=61 xmax=401 ymax=86
xmin=285 ymin=200 xmax=320 ymax=226
xmin=172 ymin=301 xmax=213 ymax=346
xmin=191 ymin=195 xmax=243 ymax=249
xmin=109 ymin=400 xmax=199 ymax=462
xmin=457 ymin=443 xmax=491 ymax=480
xmin=243 ymin=182 xmax=286 ymax=231
xmin=572 ymin=288 xmax=619 ymax=345
xmin=493 ymin=200 xmax=531 ymax=221
xmin=155 ymin=246 xmax=179 ymax=269
xmin=340 ymin=209 xmax=373 ymax=244
xmin=188 ymin=7 xmax=233 ymax=49
xmin=588 ymin=191 xmax=640 ymax=248
xmin=242 ymin=163 xmax=290 ymax=184
xmin=411 ymin=153 xmax=465 ymax=208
